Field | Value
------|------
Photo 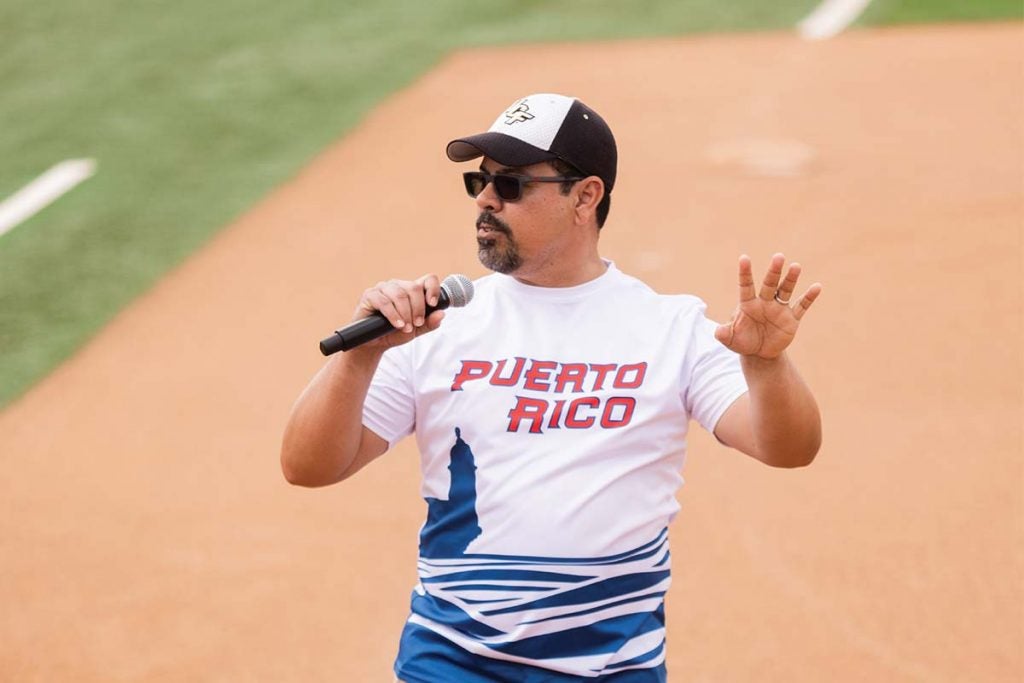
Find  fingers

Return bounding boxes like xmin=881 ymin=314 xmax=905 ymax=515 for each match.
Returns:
xmin=793 ymin=282 xmax=823 ymax=321
xmin=775 ymin=262 xmax=801 ymax=304
xmin=360 ymin=283 xmax=410 ymax=332
xmin=738 ymin=252 xmax=819 ymax=314
xmin=714 ymin=321 xmax=734 ymax=347
xmin=417 ymin=273 xmax=442 ymax=309
xmin=418 ymin=310 xmax=445 ymax=335
xmin=738 ymin=255 xmax=755 ymax=302
xmin=758 ymin=253 xmax=786 ymax=301
xmin=357 ymin=274 xmax=441 ymax=335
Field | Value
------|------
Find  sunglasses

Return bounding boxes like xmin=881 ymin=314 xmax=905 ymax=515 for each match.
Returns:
xmin=463 ymin=171 xmax=584 ymax=202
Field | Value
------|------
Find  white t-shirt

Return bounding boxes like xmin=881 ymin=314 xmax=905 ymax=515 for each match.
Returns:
xmin=364 ymin=262 xmax=747 ymax=678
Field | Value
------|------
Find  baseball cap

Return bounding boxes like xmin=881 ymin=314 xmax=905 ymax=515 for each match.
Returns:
xmin=446 ymin=93 xmax=617 ymax=194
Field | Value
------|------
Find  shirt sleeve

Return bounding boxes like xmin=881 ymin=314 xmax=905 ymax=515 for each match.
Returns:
xmin=362 ymin=345 xmax=416 ymax=450
xmin=682 ymin=306 xmax=749 ymax=434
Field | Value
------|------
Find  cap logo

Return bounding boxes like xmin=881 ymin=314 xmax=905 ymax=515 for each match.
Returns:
xmin=503 ymin=100 xmax=535 ymax=125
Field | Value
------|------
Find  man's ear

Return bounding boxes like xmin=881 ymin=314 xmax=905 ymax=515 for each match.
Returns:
xmin=574 ymin=177 xmax=605 ymax=225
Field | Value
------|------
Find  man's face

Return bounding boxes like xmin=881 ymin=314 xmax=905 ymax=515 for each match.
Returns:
xmin=472 ymin=158 xmax=576 ymax=280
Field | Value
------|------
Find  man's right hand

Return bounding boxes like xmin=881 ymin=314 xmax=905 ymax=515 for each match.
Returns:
xmin=351 ymin=273 xmax=446 ymax=351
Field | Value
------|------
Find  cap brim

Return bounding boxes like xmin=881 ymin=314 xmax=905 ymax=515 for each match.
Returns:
xmin=446 ymin=132 xmax=556 ymax=167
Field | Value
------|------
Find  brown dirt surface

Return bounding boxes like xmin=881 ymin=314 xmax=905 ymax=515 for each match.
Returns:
xmin=1 ymin=22 xmax=1021 ymax=682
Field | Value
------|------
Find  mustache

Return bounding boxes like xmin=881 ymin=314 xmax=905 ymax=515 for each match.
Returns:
xmin=476 ymin=212 xmax=510 ymax=234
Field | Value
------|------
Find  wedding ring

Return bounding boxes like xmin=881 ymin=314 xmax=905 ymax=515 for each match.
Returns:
xmin=773 ymin=291 xmax=791 ymax=305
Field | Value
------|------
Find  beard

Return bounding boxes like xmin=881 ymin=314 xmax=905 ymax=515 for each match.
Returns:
xmin=476 ymin=212 xmax=521 ymax=274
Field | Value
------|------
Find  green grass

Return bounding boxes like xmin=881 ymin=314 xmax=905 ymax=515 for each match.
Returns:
xmin=859 ymin=0 xmax=1022 ymax=25
xmin=0 ymin=0 xmax=1020 ymax=407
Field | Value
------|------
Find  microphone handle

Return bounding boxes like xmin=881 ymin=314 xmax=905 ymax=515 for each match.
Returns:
xmin=319 ymin=290 xmax=451 ymax=356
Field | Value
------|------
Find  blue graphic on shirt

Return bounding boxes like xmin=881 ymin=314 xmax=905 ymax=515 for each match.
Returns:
xmin=401 ymin=427 xmax=669 ymax=680
xmin=419 ymin=427 xmax=482 ymax=559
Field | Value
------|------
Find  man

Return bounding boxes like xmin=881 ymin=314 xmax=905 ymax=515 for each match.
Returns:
xmin=281 ymin=93 xmax=822 ymax=682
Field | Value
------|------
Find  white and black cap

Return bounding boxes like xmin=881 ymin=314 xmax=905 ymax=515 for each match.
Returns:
xmin=446 ymin=93 xmax=617 ymax=194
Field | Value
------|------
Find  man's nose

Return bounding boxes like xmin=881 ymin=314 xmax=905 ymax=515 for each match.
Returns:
xmin=474 ymin=179 xmax=503 ymax=213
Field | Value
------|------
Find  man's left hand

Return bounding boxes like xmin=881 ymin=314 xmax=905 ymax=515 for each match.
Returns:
xmin=714 ymin=253 xmax=822 ymax=360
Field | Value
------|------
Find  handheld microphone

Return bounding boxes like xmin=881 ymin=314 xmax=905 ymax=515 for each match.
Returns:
xmin=319 ymin=274 xmax=474 ymax=355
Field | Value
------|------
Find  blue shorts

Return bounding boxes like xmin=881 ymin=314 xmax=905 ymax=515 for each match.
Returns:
xmin=395 ymin=621 xmax=667 ymax=683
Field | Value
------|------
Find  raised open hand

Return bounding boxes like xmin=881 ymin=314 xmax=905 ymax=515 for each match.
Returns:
xmin=714 ymin=254 xmax=822 ymax=360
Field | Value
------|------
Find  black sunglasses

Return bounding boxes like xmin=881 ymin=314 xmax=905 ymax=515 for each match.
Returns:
xmin=463 ymin=171 xmax=584 ymax=202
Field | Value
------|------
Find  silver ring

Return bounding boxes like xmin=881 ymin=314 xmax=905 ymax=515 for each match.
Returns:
xmin=773 ymin=291 xmax=791 ymax=305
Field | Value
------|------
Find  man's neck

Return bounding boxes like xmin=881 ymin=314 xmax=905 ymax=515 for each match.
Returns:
xmin=511 ymin=255 xmax=608 ymax=288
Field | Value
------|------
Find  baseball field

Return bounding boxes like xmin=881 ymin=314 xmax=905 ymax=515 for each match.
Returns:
xmin=1 ymin=1 xmax=1022 ymax=680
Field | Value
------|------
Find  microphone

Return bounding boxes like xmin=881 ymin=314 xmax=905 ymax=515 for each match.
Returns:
xmin=319 ymin=274 xmax=474 ymax=355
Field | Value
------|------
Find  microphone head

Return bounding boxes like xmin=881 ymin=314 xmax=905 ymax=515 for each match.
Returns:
xmin=441 ymin=274 xmax=474 ymax=308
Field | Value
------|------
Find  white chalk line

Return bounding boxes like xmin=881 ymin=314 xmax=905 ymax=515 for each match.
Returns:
xmin=0 ymin=159 xmax=97 ymax=238
xmin=798 ymin=0 xmax=874 ymax=40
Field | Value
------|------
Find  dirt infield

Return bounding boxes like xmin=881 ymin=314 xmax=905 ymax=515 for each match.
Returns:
xmin=1 ymin=23 xmax=1021 ymax=682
